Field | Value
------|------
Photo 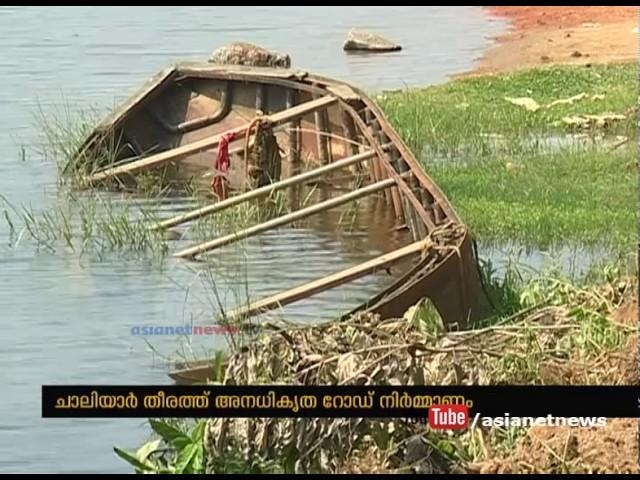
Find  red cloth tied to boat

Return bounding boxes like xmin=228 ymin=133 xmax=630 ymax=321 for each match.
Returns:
xmin=211 ymin=132 xmax=237 ymax=199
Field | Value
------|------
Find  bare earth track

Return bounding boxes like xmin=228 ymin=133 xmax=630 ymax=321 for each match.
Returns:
xmin=468 ymin=6 xmax=638 ymax=76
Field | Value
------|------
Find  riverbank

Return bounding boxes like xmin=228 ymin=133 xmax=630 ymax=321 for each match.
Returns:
xmin=374 ymin=53 xmax=637 ymax=473
xmin=379 ymin=61 xmax=637 ymax=263
xmin=469 ymin=6 xmax=638 ymax=76
xmin=39 ymin=8 xmax=633 ymax=472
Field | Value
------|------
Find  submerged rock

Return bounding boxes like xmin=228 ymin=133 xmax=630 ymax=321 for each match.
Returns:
xmin=343 ymin=30 xmax=402 ymax=52
xmin=208 ymin=42 xmax=291 ymax=68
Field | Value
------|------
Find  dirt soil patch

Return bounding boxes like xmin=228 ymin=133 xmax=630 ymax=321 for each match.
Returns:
xmin=468 ymin=6 xmax=638 ymax=75
xmin=477 ymin=418 xmax=638 ymax=474
xmin=473 ymin=294 xmax=638 ymax=474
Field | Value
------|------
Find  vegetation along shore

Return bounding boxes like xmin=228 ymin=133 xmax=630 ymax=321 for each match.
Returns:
xmin=108 ymin=59 xmax=638 ymax=473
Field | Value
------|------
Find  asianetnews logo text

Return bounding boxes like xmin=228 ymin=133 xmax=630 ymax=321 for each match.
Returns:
xmin=409 ymin=405 xmax=607 ymax=429
xmin=130 ymin=325 xmax=239 ymax=336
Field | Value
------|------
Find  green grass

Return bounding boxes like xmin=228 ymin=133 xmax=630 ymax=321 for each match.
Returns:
xmin=33 ymin=101 xmax=118 ymax=184
xmin=379 ymin=62 xmax=638 ymax=253
xmin=0 ymin=192 xmax=168 ymax=262
xmin=380 ymin=62 xmax=637 ymax=158
xmin=429 ymin=148 xmax=636 ymax=250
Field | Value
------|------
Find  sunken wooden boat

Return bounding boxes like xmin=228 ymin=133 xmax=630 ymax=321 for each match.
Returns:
xmin=77 ymin=63 xmax=489 ymax=383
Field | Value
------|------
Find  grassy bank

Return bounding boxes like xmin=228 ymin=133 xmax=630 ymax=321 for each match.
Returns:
xmin=379 ymin=62 xmax=637 ymax=254
xmin=379 ymin=62 xmax=636 ymax=155
xmin=428 ymin=148 xmax=635 ymax=250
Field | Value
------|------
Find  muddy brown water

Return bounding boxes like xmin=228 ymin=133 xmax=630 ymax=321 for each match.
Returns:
xmin=0 ymin=6 xmax=505 ymax=473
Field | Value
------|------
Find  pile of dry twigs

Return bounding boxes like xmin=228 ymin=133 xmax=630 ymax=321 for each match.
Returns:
xmin=204 ymin=261 xmax=636 ymax=473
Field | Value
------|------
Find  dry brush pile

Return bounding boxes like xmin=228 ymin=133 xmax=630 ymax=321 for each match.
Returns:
xmin=204 ymin=272 xmax=638 ymax=473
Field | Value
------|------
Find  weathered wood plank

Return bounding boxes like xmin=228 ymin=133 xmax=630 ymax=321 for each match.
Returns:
xmin=152 ymin=149 xmax=377 ymax=230
xmin=173 ymin=174 xmax=401 ymax=258
xmin=224 ymin=238 xmax=432 ymax=320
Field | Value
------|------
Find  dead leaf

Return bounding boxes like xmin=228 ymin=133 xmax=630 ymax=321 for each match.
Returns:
xmin=337 ymin=353 xmax=358 ymax=382
xmin=584 ymin=113 xmax=626 ymax=126
xmin=546 ymin=92 xmax=587 ymax=108
xmin=505 ymin=96 xmax=541 ymax=112
xmin=505 ymin=161 xmax=521 ymax=171
xmin=300 ymin=353 xmax=324 ymax=366
xmin=562 ymin=113 xmax=626 ymax=128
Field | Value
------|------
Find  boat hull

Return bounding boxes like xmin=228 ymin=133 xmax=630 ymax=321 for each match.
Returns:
xmin=76 ymin=63 xmax=491 ymax=383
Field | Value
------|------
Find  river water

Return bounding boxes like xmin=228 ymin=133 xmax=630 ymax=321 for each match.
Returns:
xmin=0 ymin=6 xmax=505 ymax=473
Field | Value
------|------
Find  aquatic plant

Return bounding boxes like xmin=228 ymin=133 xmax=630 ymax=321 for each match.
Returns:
xmin=32 ymin=101 xmax=115 ymax=184
xmin=0 ymin=192 xmax=169 ymax=261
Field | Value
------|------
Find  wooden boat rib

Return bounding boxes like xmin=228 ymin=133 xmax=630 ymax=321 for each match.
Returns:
xmin=77 ymin=63 xmax=489 ymax=384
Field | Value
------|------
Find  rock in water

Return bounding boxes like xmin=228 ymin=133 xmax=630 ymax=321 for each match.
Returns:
xmin=209 ymin=42 xmax=291 ymax=68
xmin=343 ymin=30 xmax=402 ymax=52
